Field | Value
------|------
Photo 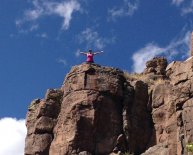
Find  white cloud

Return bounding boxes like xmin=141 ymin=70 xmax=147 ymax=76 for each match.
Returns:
xmin=40 ymin=33 xmax=48 ymax=38
xmin=132 ymin=44 xmax=164 ymax=73
xmin=78 ymin=28 xmax=115 ymax=50
xmin=15 ymin=20 xmax=39 ymax=34
xmin=0 ymin=118 xmax=26 ymax=155
xmin=75 ymin=49 xmax=81 ymax=57
xmin=30 ymin=24 xmax=39 ymax=31
xmin=17 ymin=0 xmax=81 ymax=30
xmin=36 ymin=32 xmax=48 ymax=38
xmin=25 ymin=9 xmax=43 ymax=21
xmin=132 ymin=31 xmax=191 ymax=73
xmin=181 ymin=1 xmax=193 ymax=15
xmin=172 ymin=0 xmax=184 ymax=6
xmin=53 ymin=1 xmax=80 ymax=29
xmin=108 ymin=0 xmax=139 ymax=21
xmin=58 ymin=58 xmax=67 ymax=66
xmin=171 ymin=0 xmax=193 ymax=15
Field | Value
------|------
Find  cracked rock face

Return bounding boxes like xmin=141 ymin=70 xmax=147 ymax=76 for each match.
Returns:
xmin=25 ymin=57 xmax=193 ymax=155
xmin=143 ymin=57 xmax=193 ymax=155
xmin=25 ymin=63 xmax=153 ymax=155
xmin=50 ymin=64 xmax=127 ymax=155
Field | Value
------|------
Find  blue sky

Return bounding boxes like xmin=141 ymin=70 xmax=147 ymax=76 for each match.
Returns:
xmin=0 ymin=0 xmax=193 ymax=154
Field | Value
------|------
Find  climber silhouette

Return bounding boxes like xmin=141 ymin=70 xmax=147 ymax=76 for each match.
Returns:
xmin=80 ymin=49 xmax=103 ymax=63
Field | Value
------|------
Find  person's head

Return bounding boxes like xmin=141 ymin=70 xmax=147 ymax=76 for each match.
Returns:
xmin=88 ymin=49 xmax=92 ymax=53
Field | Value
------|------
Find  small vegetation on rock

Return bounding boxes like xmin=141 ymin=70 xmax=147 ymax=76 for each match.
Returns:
xmin=123 ymin=71 xmax=144 ymax=81
xmin=186 ymin=143 xmax=193 ymax=152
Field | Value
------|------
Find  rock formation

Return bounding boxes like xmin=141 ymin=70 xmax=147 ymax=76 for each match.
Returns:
xmin=192 ymin=32 xmax=193 ymax=56
xmin=25 ymin=56 xmax=193 ymax=155
xmin=142 ymin=57 xmax=193 ymax=155
xmin=143 ymin=57 xmax=167 ymax=76
xmin=25 ymin=63 xmax=153 ymax=155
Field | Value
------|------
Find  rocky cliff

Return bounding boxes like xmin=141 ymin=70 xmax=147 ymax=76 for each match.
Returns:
xmin=25 ymin=57 xmax=193 ymax=155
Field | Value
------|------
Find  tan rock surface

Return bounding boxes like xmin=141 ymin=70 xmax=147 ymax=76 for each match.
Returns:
xmin=25 ymin=57 xmax=193 ymax=155
xmin=145 ymin=57 xmax=193 ymax=155
xmin=25 ymin=63 xmax=153 ymax=155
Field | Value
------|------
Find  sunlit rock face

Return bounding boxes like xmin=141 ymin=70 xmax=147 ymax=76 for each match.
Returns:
xmin=25 ymin=56 xmax=193 ymax=155
xmin=142 ymin=57 xmax=193 ymax=155
xmin=25 ymin=63 xmax=153 ymax=155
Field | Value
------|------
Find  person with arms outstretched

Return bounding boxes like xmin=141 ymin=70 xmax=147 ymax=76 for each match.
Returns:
xmin=80 ymin=49 xmax=103 ymax=63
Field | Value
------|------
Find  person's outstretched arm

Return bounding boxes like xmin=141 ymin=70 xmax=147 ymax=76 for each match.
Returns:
xmin=93 ymin=51 xmax=104 ymax=55
xmin=80 ymin=52 xmax=87 ymax=55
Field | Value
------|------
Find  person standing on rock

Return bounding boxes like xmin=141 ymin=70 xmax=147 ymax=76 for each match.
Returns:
xmin=80 ymin=49 xmax=103 ymax=63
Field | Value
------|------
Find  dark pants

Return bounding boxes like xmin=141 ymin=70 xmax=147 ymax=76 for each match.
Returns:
xmin=86 ymin=61 xmax=94 ymax=64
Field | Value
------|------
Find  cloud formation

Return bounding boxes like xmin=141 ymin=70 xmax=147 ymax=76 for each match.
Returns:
xmin=0 ymin=118 xmax=26 ymax=155
xmin=108 ymin=0 xmax=139 ymax=21
xmin=17 ymin=0 xmax=81 ymax=30
xmin=181 ymin=1 xmax=193 ymax=15
xmin=57 ymin=58 xmax=68 ymax=66
xmin=171 ymin=0 xmax=193 ymax=15
xmin=75 ymin=49 xmax=81 ymax=57
xmin=172 ymin=0 xmax=184 ymax=6
xmin=132 ymin=31 xmax=191 ymax=73
xmin=78 ymin=28 xmax=115 ymax=50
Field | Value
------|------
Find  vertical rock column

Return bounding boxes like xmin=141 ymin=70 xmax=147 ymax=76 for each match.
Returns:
xmin=49 ymin=64 xmax=131 ymax=155
xmin=25 ymin=89 xmax=63 ymax=155
xmin=25 ymin=63 xmax=155 ymax=155
xmin=130 ymin=81 xmax=154 ymax=154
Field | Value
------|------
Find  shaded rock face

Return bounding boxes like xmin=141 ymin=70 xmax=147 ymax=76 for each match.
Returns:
xmin=25 ymin=64 xmax=153 ymax=155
